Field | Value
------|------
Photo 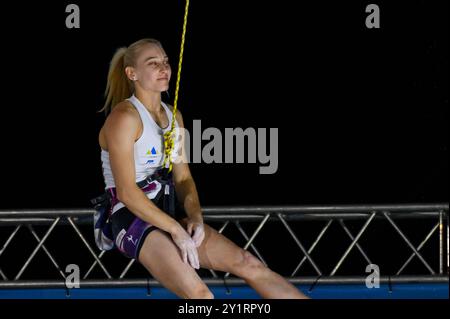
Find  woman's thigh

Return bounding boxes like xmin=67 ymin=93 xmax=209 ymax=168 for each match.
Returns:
xmin=138 ymin=229 xmax=211 ymax=298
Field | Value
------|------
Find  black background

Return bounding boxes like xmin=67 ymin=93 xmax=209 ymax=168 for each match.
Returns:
xmin=0 ymin=0 xmax=448 ymax=310
xmin=0 ymin=0 xmax=447 ymax=209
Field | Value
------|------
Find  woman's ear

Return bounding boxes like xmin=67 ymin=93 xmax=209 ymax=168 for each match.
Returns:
xmin=125 ymin=66 xmax=136 ymax=81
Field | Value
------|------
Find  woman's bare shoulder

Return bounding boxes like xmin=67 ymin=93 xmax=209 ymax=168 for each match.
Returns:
xmin=111 ymin=100 xmax=137 ymax=116
xmin=105 ymin=101 xmax=140 ymax=126
xmin=100 ymin=101 xmax=140 ymax=147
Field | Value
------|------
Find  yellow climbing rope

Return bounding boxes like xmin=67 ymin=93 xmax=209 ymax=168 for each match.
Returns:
xmin=163 ymin=0 xmax=190 ymax=173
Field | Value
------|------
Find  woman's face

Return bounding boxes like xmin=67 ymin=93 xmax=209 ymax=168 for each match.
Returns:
xmin=133 ymin=43 xmax=171 ymax=93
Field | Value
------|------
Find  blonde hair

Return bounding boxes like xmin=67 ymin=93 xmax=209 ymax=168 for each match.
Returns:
xmin=100 ymin=38 xmax=163 ymax=114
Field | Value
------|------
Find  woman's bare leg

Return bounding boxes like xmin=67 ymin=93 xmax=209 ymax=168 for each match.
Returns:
xmin=138 ymin=229 xmax=213 ymax=299
xmin=180 ymin=219 xmax=309 ymax=299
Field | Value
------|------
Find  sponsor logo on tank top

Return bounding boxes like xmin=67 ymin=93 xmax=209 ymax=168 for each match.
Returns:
xmin=145 ymin=146 xmax=160 ymax=164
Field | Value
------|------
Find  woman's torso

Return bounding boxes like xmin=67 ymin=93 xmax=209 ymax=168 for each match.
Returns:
xmin=99 ymin=95 xmax=179 ymax=190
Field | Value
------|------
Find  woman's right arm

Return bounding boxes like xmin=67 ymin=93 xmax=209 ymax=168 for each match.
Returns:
xmin=104 ymin=105 xmax=180 ymax=234
xmin=103 ymin=105 xmax=199 ymax=269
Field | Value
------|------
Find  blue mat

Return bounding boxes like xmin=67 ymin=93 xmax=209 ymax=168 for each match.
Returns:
xmin=0 ymin=283 xmax=447 ymax=299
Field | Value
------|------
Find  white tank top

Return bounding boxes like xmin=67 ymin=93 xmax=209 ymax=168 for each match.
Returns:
xmin=101 ymin=95 xmax=181 ymax=213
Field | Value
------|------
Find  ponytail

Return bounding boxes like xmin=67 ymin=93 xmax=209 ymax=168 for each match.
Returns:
xmin=99 ymin=47 xmax=132 ymax=114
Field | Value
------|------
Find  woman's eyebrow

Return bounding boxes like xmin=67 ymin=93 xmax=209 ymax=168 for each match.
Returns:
xmin=144 ymin=56 xmax=168 ymax=62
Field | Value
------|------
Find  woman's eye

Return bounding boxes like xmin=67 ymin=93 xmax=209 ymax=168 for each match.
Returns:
xmin=148 ymin=61 xmax=169 ymax=68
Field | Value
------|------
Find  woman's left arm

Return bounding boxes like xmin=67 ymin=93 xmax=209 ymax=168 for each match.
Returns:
xmin=170 ymin=108 xmax=205 ymax=246
xmin=173 ymin=162 xmax=203 ymax=223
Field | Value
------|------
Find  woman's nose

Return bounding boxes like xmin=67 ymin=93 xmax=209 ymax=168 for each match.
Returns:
xmin=159 ymin=62 xmax=170 ymax=71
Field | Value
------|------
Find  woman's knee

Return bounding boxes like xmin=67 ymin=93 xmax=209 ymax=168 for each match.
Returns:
xmin=232 ymin=250 xmax=268 ymax=280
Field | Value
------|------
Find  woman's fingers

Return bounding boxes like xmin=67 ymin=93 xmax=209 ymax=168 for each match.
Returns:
xmin=172 ymin=228 xmax=200 ymax=269
xmin=182 ymin=247 xmax=188 ymax=265
xmin=187 ymin=223 xmax=193 ymax=236
xmin=187 ymin=245 xmax=199 ymax=269
xmin=192 ymin=229 xmax=205 ymax=247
